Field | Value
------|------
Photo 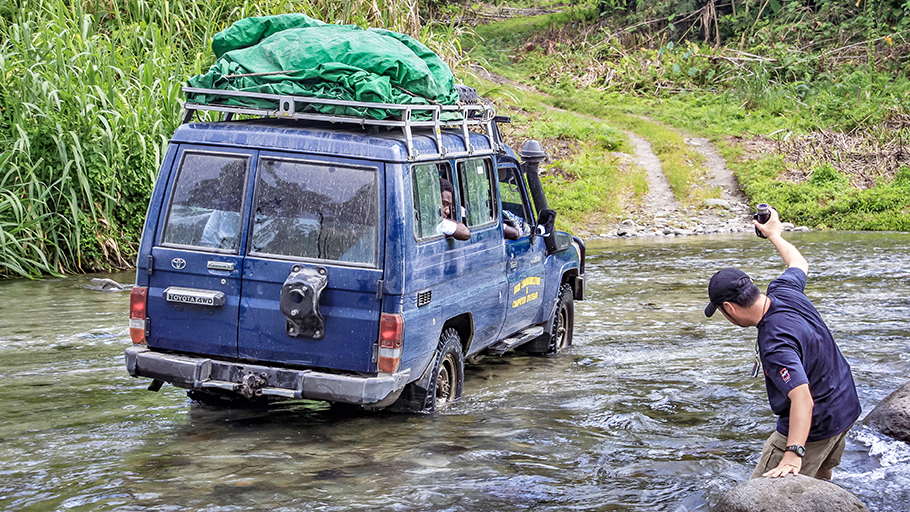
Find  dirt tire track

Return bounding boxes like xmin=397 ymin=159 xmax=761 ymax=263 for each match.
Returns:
xmin=628 ymin=131 xmax=678 ymax=215
xmin=599 ymin=125 xmax=756 ymax=238
xmin=467 ymin=65 xmax=764 ymax=237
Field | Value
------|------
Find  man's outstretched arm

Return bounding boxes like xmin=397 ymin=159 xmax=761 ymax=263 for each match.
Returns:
xmin=755 ymin=206 xmax=809 ymax=275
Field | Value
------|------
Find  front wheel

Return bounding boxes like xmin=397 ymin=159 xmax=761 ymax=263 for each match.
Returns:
xmin=390 ymin=328 xmax=464 ymax=413
xmin=522 ymin=283 xmax=574 ymax=355
xmin=549 ymin=283 xmax=574 ymax=353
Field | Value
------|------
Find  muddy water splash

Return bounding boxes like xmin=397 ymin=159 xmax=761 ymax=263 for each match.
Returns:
xmin=0 ymin=232 xmax=908 ymax=511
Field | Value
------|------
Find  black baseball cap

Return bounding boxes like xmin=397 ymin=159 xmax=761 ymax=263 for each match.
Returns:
xmin=705 ymin=268 xmax=755 ymax=317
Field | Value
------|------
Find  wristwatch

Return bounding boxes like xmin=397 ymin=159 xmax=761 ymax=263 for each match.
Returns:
xmin=785 ymin=445 xmax=806 ymax=457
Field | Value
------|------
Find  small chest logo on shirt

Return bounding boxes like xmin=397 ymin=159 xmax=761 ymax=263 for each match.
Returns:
xmin=780 ymin=367 xmax=791 ymax=383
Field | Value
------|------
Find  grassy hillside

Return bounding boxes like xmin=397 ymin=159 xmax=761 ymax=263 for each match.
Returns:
xmin=462 ymin=0 xmax=910 ymax=231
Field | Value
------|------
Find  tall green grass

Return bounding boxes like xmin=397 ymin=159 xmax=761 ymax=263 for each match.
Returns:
xmin=0 ymin=0 xmax=467 ymax=277
xmin=0 ymin=0 xmax=188 ymax=276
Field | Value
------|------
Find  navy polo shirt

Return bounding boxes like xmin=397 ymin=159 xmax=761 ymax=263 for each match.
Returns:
xmin=757 ymin=267 xmax=861 ymax=441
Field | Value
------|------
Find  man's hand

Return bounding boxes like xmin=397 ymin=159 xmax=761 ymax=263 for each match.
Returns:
xmin=756 ymin=205 xmax=809 ymax=274
xmin=763 ymin=451 xmax=802 ymax=478
xmin=754 ymin=205 xmax=783 ymax=239
xmin=764 ymin=384 xmax=813 ymax=478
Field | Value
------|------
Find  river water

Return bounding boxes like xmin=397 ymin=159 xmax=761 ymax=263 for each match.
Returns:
xmin=1 ymin=231 xmax=908 ymax=511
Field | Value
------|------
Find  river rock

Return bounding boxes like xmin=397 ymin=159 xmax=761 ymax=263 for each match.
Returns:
xmin=89 ymin=278 xmax=127 ymax=291
xmin=863 ymin=380 xmax=910 ymax=442
xmin=617 ymin=225 xmax=636 ymax=237
xmin=712 ymin=475 xmax=868 ymax=512
xmin=704 ymin=198 xmax=732 ymax=209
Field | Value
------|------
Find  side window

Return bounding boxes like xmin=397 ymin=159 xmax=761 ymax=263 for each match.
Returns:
xmin=250 ymin=158 xmax=377 ymax=265
xmin=498 ymin=166 xmax=533 ymax=238
xmin=457 ymin=158 xmax=495 ymax=228
xmin=412 ymin=162 xmax=448 ymax=240
xmin=162 ymin=152 xmax=248 ymax=252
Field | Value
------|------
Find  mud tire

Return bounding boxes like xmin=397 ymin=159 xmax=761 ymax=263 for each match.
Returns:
xmin=389 ymin=328 xmax=464 ymax=413
xmin=522 ymin=283 xmax=574 ymax=355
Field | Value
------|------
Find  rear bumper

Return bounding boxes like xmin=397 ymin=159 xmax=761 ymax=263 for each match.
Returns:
xmin=125 ymin=345 xmax=410 ymax=405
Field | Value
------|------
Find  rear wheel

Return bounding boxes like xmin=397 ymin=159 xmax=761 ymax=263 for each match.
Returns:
xmin=390 ymin=328 xmax=464 ymax=413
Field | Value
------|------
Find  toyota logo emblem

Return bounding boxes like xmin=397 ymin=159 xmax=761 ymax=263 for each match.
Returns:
xmin=171 ymin=258 xmax=187 ymax=270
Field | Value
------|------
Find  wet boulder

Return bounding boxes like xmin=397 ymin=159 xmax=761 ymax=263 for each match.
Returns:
xmin=712 ymin=474 xmax=868 ymax=512
xmin=863 ymin=380 xmax=910 ymax=443
xmin=89 ymin=278 xmax=127 ymax=291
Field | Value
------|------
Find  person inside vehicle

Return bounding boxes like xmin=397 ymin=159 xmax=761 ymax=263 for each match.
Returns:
xmin=503 ymin=209 xmax=529 ymax=240
xmin=439 ymin=178 xmax=470 ymax=240
xmin=498 ymin=168 xmax=531 ymax=241
xmin=704 ymin=205 xmax=861 ymax=480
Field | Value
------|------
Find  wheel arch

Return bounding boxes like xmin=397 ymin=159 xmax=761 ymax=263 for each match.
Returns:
xmin=561 ymin=267 xmax=584 ymax=302
xmin=441 ymin=313 xmax=473 ymax=356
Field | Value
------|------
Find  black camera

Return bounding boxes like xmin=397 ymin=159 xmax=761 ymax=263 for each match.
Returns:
xmin=753 ymin=203 xmax=771 ymax=238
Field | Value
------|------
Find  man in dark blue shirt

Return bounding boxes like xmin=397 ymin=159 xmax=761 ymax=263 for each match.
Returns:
xmin=704 ymin=206 xmax=861 ymax=480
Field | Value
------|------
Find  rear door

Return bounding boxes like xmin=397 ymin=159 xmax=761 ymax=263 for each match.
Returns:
xmin=146 ymin=147 xmax=254 ymax=357
xmin=237 ymin=154 xmax=383 ymax=372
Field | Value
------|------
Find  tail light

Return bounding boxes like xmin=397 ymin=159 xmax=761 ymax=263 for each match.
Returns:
xmin=129 ymin=286 xmax=148 ymax=344
xmin=378 ymin=313 xmax=403 ymax=373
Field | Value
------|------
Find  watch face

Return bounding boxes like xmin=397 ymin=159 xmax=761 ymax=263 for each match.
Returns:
xmin=787 ymin=445 xmax=806 ymax=457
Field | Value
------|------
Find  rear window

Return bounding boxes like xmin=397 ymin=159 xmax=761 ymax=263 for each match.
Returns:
xmin=249 ymin=158 xmax=378 ymax=265
xmin=161 ymin=151 xmax=249 ymax=253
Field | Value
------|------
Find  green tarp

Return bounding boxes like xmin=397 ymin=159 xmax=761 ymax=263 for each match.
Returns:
xmin=186 ymin=14 xmax=460 ymax=120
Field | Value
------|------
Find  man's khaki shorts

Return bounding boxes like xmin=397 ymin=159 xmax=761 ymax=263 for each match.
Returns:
xmin=750 ymin=428 xmax=850 ymax=479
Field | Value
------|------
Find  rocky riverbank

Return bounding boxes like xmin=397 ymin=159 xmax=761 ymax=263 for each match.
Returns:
xmin=586 ymin=199 xmax=812 ymax=240
xmin=575 ymin=133 xmax=811 ymax=240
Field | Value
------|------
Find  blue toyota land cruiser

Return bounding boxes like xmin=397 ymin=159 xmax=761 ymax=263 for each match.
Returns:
xmin=125 ymin=87 xmax=585 ymax=413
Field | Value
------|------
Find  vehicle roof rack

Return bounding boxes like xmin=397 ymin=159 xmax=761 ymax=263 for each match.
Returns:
xmin=182 ymin=87 xmax=505 ymax=162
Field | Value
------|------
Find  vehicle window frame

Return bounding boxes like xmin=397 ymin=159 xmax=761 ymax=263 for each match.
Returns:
xmin=159 ymin=149 xmax=251 ymax=255
xmin=246 ymin=155 xmax=380 ymax=268
xmin=411 ymin=161 xmax=455 ymax=243
xmin=455 ymin=157 xmax=497 ymax=230
xmin=498 ymin=165 xmax=535 ymax=238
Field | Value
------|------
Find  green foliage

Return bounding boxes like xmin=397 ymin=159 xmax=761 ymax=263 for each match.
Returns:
xmin=486 ymin=88 xmax=644 ymax=232
xmin=468 ymin=0 xmax=909 ymax=233
xmin=895 ymin=166 xmax=910 ymax=185
xmin=731 ymin=156 xmax=910 ymax=230
xmin=0 ymin=0 xmax=188 ymax=276
xmin=540 ymin=145 xmax=642 ymax=230
xmin=807 ymin=163 xmax=848 ymax=187
xmin=527 ymin=115 xmax=626 ymax=152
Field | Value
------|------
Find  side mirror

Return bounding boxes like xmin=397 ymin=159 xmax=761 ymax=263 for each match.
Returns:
xmin=536 ymin=209 xmax=558 ymax=253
